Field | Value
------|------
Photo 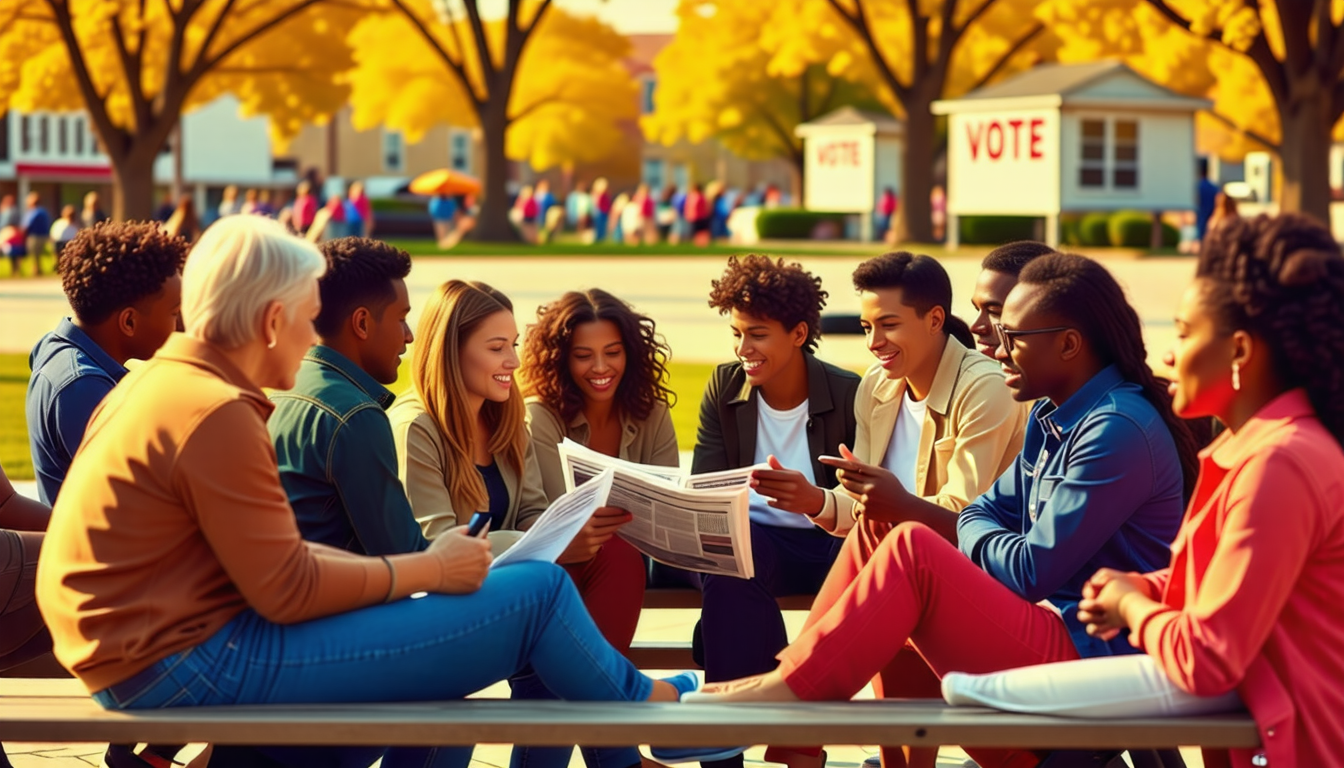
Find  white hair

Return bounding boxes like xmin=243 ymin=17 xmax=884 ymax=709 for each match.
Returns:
xmin=181 ymin=215 xmax=326 ymax=349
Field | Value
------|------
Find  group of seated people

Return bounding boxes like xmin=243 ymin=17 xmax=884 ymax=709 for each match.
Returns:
xmin=1 ymin=211 xmax=1341 ymax=768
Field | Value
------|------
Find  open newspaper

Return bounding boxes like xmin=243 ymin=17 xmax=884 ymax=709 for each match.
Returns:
xmin=491 ymin=469 xmax=615 ymax=570
xmin=556 ymin=439 xmax=759 ymax=578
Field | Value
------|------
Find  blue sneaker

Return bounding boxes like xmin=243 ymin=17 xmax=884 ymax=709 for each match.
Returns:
xmin=650 ymin=673 xmax=748 ymax=764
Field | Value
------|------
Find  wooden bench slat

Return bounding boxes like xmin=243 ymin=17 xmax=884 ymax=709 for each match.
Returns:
xmin=0 ymin=697 xmax=1259 ymax=750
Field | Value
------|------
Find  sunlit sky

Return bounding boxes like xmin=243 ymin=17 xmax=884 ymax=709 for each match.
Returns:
xmin=464 ymin=0 xmax=680 ymax=33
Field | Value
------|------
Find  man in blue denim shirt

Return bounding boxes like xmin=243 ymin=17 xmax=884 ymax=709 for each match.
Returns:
xmin=958 ymin=254 xmax=1194 ymax=658
xmin=27 ymin=222 xmax=185 ymax=504
xmin=269 ymin=237 xmax=427 ymax=556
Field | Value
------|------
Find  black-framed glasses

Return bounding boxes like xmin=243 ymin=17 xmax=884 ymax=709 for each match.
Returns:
xmin=993 ymin=322 xmax=1073 ymax=354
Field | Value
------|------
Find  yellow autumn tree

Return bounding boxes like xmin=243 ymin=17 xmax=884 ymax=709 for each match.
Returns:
xmin=347 ymin=0 xmax=637 ymax=241
xmin=766 ymin=0 xmax=1060 ymax=241
xmin=0 ymin=1 xmax=367 ymax=220
xmin=642 ymin=0 xmax=880 ymax=200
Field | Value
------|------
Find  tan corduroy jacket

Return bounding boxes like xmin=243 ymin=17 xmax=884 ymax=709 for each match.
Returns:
xmin=526 ymin=397 xmax=680 ymax=501
xmin=811 ymin=337 xmax=1027 ymax=535
xmin=388 ymin=391 xmax=548 ymax=555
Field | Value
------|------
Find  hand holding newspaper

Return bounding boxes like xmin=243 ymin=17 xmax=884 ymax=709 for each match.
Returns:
xmin=489 ymin=469 xmax=615 ymax=569
xmin=556 ymin=439 xmax=760 ymax=578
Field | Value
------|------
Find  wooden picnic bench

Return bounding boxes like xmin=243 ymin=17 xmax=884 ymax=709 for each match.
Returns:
xmin=627 ymin=588 xmax=813 ymax=669
xmin=1 ymin=679 xmax=1259 ymax=753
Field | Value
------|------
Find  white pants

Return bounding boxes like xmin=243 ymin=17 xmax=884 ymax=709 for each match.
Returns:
xmin=942 ymin=654 xmax=1244 ymax=718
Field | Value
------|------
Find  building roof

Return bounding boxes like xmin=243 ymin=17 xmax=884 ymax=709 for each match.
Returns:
xmin=625 ymin=33 xmax=672 ymax=77
xmin=795 ymin=106 xmax=904 ymax=137
xmin=932 ymin=60 xmax=1212 ymax=113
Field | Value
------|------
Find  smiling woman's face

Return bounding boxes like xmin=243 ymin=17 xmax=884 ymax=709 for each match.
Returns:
xmin=460 ymin=309 xmax=519 ymax=406
xmin=568 ymin=319 xmax=627 ymax=405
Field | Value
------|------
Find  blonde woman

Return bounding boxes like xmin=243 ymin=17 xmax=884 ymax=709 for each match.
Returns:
xmin=36 ymin=217 xmax=695 ymax=768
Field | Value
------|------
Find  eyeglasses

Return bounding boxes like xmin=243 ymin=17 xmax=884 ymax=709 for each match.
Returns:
xmin=993 ymin=322 xmax=1073 ymax=354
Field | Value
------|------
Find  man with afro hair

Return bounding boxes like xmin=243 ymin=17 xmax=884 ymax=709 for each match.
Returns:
xmin=27 ymin=221 xmax=186 ymax=505
xmin=651 ymin=254 xmax=859 ymax=767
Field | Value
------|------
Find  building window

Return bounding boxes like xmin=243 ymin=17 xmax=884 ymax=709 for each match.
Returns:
xmin=73 ymin=118 xmax=84 ymax=155
xmin=449 ymin=131 xmax=471 ymax=172
xmin=1113 ymin=120 xmax=1138 ymax=188
xmin=383 ymin=130 xmax=405 ymax=173
xmin=0 ymin=114 xmax=9 ymax=162
xmin=57 ymin=116 xmax=68 ymax=155
xmin=37 ymin=115 xmax=49 ymax=154
xmin=641 ymin=78 xmax=657 ymax=115
xmin=19 ymin=115 xmax=31 ymax=154
xmin=1079 ymin=119 xmax=1105 ymax=188
xmin=642 ymin=158 xmax=665 ymax=191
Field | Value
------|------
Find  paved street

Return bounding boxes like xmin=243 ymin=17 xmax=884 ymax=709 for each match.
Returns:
xmin=1 ymin=250 xmax=1194 ymax=373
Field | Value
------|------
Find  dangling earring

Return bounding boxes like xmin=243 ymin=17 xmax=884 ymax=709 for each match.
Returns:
xmin=1231 ymin=361 xmax=1241 ymax=392
xmin=267 ymin=338 xmax=277 ymax=350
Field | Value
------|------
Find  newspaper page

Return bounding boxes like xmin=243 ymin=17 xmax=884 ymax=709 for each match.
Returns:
xmin=490 ymin=468 xmax=614 ymax=569
xmin=556 ymin=439 xmax=756 ymax=578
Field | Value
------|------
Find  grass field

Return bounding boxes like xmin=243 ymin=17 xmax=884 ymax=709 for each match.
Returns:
xmin=0 ymin=351 xmax=716 ymax=481
xmin=0 ymin=253 xmax=57 ymax=279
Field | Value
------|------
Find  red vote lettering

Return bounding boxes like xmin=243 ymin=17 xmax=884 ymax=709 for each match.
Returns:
xmin=965 ymin=117 xmax=1047 ymax=162
xmin=986 ymin=121 xmax=1004 ymax=159
xmin=817 ymin=140 xmax=860 ymax=167
xmin=967 ymin=122 xmax=985 ymax=161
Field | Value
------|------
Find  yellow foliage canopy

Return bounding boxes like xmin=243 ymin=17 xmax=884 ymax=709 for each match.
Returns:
xmin=643 ymin=0 xmax=878 ymax=164
xmin=346 ymin=1 xmax=638 ymax=172
xmin=0 ymin=0 xmax=364 ymax=149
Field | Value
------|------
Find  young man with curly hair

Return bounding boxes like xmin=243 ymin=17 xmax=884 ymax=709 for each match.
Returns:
xmin=26 ymin=221 xmax=185 ymax=505
xmin=269 ymin=236 xmax=427 ymax=557
xmin=653 ymin=255 xmax=860 ymax=768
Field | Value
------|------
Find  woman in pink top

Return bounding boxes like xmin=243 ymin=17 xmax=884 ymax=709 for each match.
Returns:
xmin=943 ymin=213 xmax=1344 ymax=768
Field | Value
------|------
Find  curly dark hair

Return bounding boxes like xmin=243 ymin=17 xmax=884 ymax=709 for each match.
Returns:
xmin=58 ymin=220 xmax=187 ymax=324
xmin=1019 ymin=253 xmax=1202 ymax=501
xmin=1197 ymin=213 xmax=1344 ymax=446
xmin=315 ymin=237 xmax=412 ymax=337
xmin=707 ymin=254 xmax=827 ymax=351
xmin=521 ymin=289 xmax=674 ymax=424
xmin=853 ymin=251 xmax=975 ymax=349
xmin=981 ymin=241 xmax=1057 ymax=277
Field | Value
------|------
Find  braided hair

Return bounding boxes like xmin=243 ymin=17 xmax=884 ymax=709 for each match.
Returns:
xmin=1018 ymin=253 xmax=1202 ymax=500
xmin=1197 ymin=213 xmax=1344 ymax=447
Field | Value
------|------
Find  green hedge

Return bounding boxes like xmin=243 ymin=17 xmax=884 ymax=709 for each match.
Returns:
xmin=957 ymin=215 xmax=1037 ymax=245
xmin=1078 ymin=213 xmax=1112 ymax=247
xmin=1107 ymin=210 xmax=1180 ymax=248
xmin=755 ymin=209 xmax=846 ymax=239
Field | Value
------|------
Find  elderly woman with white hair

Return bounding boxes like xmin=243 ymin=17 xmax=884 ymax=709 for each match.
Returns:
xmin=35 ymin=216 xmax=696 ymax=766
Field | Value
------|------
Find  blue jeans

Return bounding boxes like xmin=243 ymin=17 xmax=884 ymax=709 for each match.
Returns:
xmin=91 ymin=562 xmax=653 ymax=768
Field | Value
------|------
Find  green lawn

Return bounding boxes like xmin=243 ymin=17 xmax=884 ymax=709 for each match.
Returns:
xmin=0 ymin=352 xmax=716 ymax=481
xmin=0 ymin=253 xmax=57 ymax=279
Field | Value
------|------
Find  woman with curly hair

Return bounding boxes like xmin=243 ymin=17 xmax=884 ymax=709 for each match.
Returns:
xmin=650 ymin=255 xmax=861 ymax=767
xmin=517 ymin=289 xmax=679 ymax=768
xmin=940 ymin=213 xmax=1344 ymax=768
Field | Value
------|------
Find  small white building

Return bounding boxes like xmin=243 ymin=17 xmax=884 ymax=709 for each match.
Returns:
xmin=795 ymin=107 xmax=903 ymax=241
xmin=932 ymin=61 xmax=1210 ymax=248
xmin=0 ymin=94 xmax=296 ymax=212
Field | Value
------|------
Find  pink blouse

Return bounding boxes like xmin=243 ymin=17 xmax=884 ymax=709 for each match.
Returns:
xmin=1131 ymin=389 xmax=1344 ymax=767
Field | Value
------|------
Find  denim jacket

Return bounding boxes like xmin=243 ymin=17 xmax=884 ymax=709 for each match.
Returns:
xmin=27 ymin=318 xmax=128 ymax=504
xmin=957 ymin=365 xmax=1185 ymax=657
xmin=269 ymin=346 xmax=428 ymax=555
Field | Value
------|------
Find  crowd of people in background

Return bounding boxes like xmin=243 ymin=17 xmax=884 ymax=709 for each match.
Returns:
xmin=0 ymin=191 xmax=110 ymax=277
xmin=509 ymin=178 xmax=788 ymax=246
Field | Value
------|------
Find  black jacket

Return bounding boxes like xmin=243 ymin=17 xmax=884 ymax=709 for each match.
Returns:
xmin=690 ymin=352 xmax=860 ymax=489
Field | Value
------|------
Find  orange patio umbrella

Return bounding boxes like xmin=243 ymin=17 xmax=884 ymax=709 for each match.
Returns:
xmin=408 ymin=168 xmax=482 ymax=197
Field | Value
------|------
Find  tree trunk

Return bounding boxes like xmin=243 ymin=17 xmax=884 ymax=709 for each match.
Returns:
xmin=1277 ymin=81 xmax=1332 ymax=226
xmin=109 ymin=150 xmax=158 ymax=221
xmin=896 ymin=92 xmax=935 ymax=243
xmin=472 ymin=101 xmax=518 ymax=242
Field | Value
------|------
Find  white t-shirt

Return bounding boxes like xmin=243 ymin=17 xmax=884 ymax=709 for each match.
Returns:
xmin=750 ymin=397 xmax=818 ymax=528
xmin=881 ymin=390 xmax=927 ymax=492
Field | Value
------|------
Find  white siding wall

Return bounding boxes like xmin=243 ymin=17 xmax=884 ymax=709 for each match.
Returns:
xmin=1059 ymin=110 xmax=1197 ymax=211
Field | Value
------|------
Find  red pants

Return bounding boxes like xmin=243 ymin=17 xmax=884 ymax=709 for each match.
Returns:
xmin=780 ymin=522 xmax=1079 ymax=768
xmin=563 ymin=535 xmax=645 ymax=654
